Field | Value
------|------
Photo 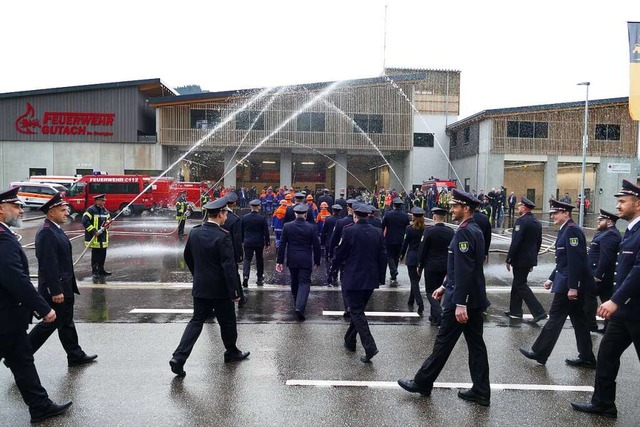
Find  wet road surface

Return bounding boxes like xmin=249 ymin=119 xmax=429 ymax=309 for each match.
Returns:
xmin=2 ymin=213 xmax=636 ymax=426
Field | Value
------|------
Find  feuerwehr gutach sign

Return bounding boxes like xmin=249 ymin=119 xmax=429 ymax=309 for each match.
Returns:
xmin=15 ymin=102 xmax=115 ymax=137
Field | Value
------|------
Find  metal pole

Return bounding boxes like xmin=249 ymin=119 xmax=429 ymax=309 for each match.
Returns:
xmin=578 ymin=82 xmax=590 ymax=227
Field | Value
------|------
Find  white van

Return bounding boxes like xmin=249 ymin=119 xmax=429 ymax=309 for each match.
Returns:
xmin=9 ymin=182 xmax=67 ymax=208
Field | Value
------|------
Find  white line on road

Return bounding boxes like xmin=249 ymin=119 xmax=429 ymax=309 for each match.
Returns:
xmin=520 ymin=314 xmax=604 ymax=321
xmin=322 ymin=311 xmax=420 ymax=317
xmin=285 ymin=379 xmax=594 ymax=392
xmin=130 ymin=308 xmax=193 ymax=314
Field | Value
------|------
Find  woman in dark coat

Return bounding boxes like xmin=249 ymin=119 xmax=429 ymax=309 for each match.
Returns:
xmin=400 ymin=207 xmax=426 ymax=314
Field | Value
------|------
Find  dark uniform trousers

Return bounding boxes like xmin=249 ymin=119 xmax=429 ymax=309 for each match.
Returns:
xmin=509 ymin=267 xmax=545 ymax=317
xmin=28 ymin=298 xmax=84 ymax=361
xmin=172 ymin=297 xmax=238 ymax=363
xmin=584 ymin=283 xmax=613 ymax=332
xmin=406 ymin=267 xmax=423 ymax=308
xmin=414 ymin=308 xmax=490 ymax=397
xmin=531 ymin=292 xmax=594 ymax=362
xmin=386 ymin=244 xmax=402 ymax=279
xmin=343 ymin=290 xmax=377 ymax=356
xmin=242 ymin=245 xmax=264 ymax=281
xmin=0 ymin=333 xmax=50 ymax=411
xmin=424 ymin=271 xmax=445 ymax=324
xmin=91 ymin=248 xmax=107 ymax=275
xmin=290 ymin=268 xmax=312 ymax=313
xmin=177 ymin=219 xmax=186 ymax=239
xmin=592 ymin=318 xmax=640 ymax=408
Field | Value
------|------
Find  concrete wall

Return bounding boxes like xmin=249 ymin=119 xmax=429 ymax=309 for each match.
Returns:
xmin=595 ymin=157 xmax=638 ymax=212
xmin=451 ymin=156 xmax=478 ymax=191
xmin=411 ymin=114 xmax=453 ymax=186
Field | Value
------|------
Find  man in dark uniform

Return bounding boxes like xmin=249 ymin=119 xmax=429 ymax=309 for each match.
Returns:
xmin=584 ymin=209 xmax=621 ymax=333
xmin=332 ymin=203 xmax=386 ymax=363
xmin=320 ymin=204 xmax=342 ymax=286
xmin=241 ymin=199 xmax=270 ymax=287
xmin=398 ymin=189 xmax=491 ymax=407
xmin=82 ymin=194 xmax=112 ymax=278
xmin=170 ymin=197 xmax=249 ymax=378
xmin=381 ymin=197 xmax=410 ymax=287
xmin=176 ymin=190 xmax=188 ymax=240
xmin=368 ymin=205 xmax=383 ymax=229
xmin=473 ymin=204 xmax=492 ymax=263
xmin=0 ymin=187 xmax=72 ymax=423
xmin=328 ymin=199 xmax=357 ymax=288
xmin=504 ymin=197 xmax=546 ymax=322
xmin=276 ymin=203 xmax=321 ymax=321
xmin=222 ymin=192 xmax=245 ymax=305
xmin=317 ymin=188 xmax=334 ymax=214
xmin=520 ymin=199 xmax=596 ymax=368
xmin=571 ymin=180 xmax=640 ymax=419
xmin=29 ymin=193 xmax=97 ymax=367
xmin=507 ymin=192 xmax=517 ymax=225
xmin=417 ymin=207 xmax=454 ymax=326
xmin=335 ymin=189 xmax=348 ymax=217
xmin=284 ymin=192 xmax=315 ymax=225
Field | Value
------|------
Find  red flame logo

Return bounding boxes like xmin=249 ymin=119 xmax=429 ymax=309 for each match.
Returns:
xmin=15 ymin=103 xmax=41 ymax=134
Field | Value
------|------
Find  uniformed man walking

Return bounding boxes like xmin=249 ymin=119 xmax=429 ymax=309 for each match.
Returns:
xmin=276 ymin=203 xmax=321 ymax=321
xmin=328 ymin=199 xmax=357 ymax=288
xmin=520 ymin=199 xmax=596 ymax=368
xmin=320 ymin=204 xmax=342 ymax=286
xmin=584 ymin=209 xmax=621 ymax=333
xmin=29 ymin=193 xmax=98 ymax=367
xmin=176 ymin=190 xmax=188 ymax=240
xmin=331 ymin=203 xmax=386 ymax=363
xmin=398 ymin=189 xmax=491 ymax=406
xmin=223 ymin=192 xmax=245 ymax=304
xmin=381 ymin=198 xmax=410 ymax=286
xmin=571 ymin=180 xmax=640 ymax=419
xmin=504 ymin=197 xmax=547 ymax=322
xmin=417 ymin=207 xmax=454 ymax=326
xmin=170 ymin=197 xmax=249 ymax=378
xmin=82 ymin=194 xmax=112 ymax=278
xmin=241 ymin=199 xmax=270 ymax=287
xmin=0 ymin=187 xmax=72 ymax=423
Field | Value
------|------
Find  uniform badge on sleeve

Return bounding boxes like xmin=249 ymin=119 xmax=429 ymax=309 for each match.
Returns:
xmin=569 ymin=237 xmax=578 ymax=247
xmin=458 ymin=241 xmax=469 ymax=252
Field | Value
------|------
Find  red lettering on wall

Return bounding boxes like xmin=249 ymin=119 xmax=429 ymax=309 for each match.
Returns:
xmin=15 ymin=103 xmax=116 ymax=138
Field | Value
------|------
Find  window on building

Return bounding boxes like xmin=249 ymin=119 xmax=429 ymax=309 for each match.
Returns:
xmin=353 ymin=114 xmax=383 ymax=133
xmin=76 ymin=169 xmax=93 ymax=176
xmin=236 ymin=111 xmax=265 ymax=130
xmin=190 ymin=109 xmax=221 ymax=129
xmin=463 ymin=127 xmax=470 ymax=144
xmin=506 ymin=121 xmax=548 ymax=138
xmin=297 ymin=112 xmax=325 ymax=132
xmin=29 ymin=168 xmax=46 ymax=176
xmin=595 ymin=124 xmax=621 ymax=141
xmin=414 ymin=133 xmax=434 ymax=147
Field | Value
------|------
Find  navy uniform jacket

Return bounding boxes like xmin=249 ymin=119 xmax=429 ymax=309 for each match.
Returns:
xmin=400 ymin=225 xmax=424 ymax=267
xmin=610 ymin=220 xmax=640 ymax=320
xmin=284 ymin=203 xmax=315 ymax=225
xmin=418 ymin=223 xmax=455 ymax=272
xmin=381 ymin=209 xmax=410 ymax=245
xmin=369 ymin=216 xmax=383 ymax=229
xmin=506 ymin=212 xmax=542 ymax=268
xmin=329 ymin=215 xmax=354 ymax=257
xmin=0 ymin=222 xmax=51 ymax=333
xmin=223 ymin=211 xmax=243 ymax=263
xmin=241 ymin=211 xmax=270 ymax=248
xmin=548 ymin=219 xmax=595 ymax=294
xmin=588 ymin=226 xmax=621 ymax=287
xmin=184 ymin=222 xmax=240 ymax=299
xmin=472 ymin=212 xmax=492 ymax=257
xmin=332 ymin=219 xmax=386 ymax=290
xmin=335 ymin=197 xmax=348 ymax=214
xmin=320 ymin=215 xmax=338 ymax=246
xmin=277 ymin=218 xmax=321 ymax=269
xmin=35 ymin=219 xmax=79 ymax=298
xmin=442 ymin=218 xmax=489 ymax=310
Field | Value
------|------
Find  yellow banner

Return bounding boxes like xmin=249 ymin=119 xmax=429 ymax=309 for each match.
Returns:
xmin=629 ymin=22 xmax=640 ymax=120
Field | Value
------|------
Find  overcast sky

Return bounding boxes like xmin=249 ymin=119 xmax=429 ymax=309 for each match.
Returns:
xmin=1 ymin=0 xmax=637 ymax=118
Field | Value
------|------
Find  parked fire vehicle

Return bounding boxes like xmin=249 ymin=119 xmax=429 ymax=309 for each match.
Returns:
xmin=29 ymin=175 xmax=81 ymax=189
xmin=421 ymin=178 xmax=457 ymax=194
xmin=145 ymin=178 xmax=209 ymax=215
xmin=10 ymin=181 xmax=67 ymax=209
xmin=64 ymin=175 xmax=153 ymax=216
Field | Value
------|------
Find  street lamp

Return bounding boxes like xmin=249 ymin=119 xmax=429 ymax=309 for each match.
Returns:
xmin=577 ymin=82 xmax=590 ymax=227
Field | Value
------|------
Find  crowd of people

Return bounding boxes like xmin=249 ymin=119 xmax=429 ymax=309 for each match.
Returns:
xmin=2 ymin=176 xmax=639 ymax=421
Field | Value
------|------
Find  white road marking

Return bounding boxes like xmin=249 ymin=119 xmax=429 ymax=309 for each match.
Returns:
xmin=521 ymin=314 xmax=604 ymax=321
xmin=322 ymin=311 xmax=420 ymax=317
xmin=130 ymin=308 xmax=193 ymax=314
xmin=285 ymin=379 xmax=594 ymax=392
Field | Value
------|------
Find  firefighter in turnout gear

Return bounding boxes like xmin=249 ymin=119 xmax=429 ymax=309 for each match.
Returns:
xmin=176 ymin=191 xmax=188 ymax=241
xmin=82 ymin=194 xmax=112 ymax=278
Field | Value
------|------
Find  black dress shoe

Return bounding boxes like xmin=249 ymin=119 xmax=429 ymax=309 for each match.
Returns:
xmin=343 ymin=310 xmax=351 ymax=318
xmin=343 ymin=341 xmax=356 ymax=352
xmin=31 ymin=401 xmax=73 ymax=423
xmin=360 ymin=349 xmax=379 ymax=363
xmin=519 ymin=348 xmax=546 ymax=364
xmin=397 ymin=379 xmax=431 ymax=396
xmin=99 ymin=270 xmax=112 ymax=276
xmin=242 ymin=279 xmax=249 ymax=288
xmin=256 ymin=279 xmax=264 ymax=286
xmin=68 ymin=354 xmax=98 ymax=367
xmin=224 ymin=350 xmax=250 ymax=363
xmin=531 ymin=312 xmax=548 ymax=323
xmin=417 ymin=306 xmax=424 ymax=315
xmin=565 ymin=357 xmax=596 ymax=369
xmin=169 ymin=358 xmax=186 ymax=378
xmin=570 ymin=401 xmax=617 ymax=419
xmin=458 ymin=389 xmax=490 ymax=406
xmin=295 ymin=310 xmax=306 ymax=321
xmin=92 ymin=272 xmax=100 ymax=279
xmin=504 ymin=311 xmax=523 ymax=319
